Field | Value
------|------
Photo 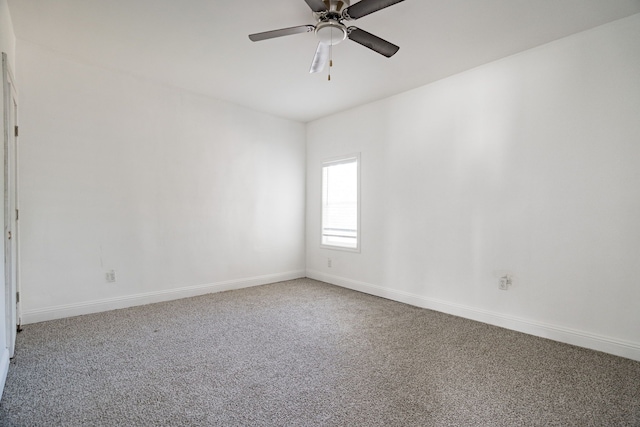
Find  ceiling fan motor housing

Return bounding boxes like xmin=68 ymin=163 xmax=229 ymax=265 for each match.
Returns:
xmin=323 ymin=0 xmax=350 ymax=13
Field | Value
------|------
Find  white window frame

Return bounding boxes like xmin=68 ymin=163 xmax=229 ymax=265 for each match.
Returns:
xmin=320 ymin=153 xmax=361 ymax=252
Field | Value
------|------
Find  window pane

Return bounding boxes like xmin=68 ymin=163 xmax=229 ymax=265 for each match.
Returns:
xmin=322 ymin=157 xmax=358 ymax=250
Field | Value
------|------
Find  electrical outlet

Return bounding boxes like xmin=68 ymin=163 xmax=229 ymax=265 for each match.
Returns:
xmin=105 ymin=270 xmax=116 ymax=283
xmin=328 ymin=258 xmax=332 ymax=268
xmin=499 ymin=275 xmax=511 ymax=290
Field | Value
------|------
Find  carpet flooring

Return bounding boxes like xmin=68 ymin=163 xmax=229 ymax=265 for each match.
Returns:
xmin=0 ymin=278 xmax=639 ymax=426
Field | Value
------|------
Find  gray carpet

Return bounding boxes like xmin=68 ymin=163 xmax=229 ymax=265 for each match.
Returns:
xmin=1 ymin=278 xmax=639 ymax=426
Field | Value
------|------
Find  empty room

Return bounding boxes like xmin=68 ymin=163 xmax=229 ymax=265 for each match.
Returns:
xmin=1 ymin=0 xmax=639 ymax=425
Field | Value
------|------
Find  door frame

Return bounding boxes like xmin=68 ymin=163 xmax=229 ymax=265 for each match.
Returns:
xmin=2 ymin=52 xmax=19 ymax=358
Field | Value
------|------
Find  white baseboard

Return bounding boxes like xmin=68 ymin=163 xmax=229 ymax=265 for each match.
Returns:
xmin=306 ymin=269 xmax=640 ymax=362
xmin=0 ymin=347 xmax=10 ymax=401
xmin=22 ymin=270 xmax=306 ymax=325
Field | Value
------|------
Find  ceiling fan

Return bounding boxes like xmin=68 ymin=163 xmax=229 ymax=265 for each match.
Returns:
xmin=248 ymin=0 xmax=405 ymax=74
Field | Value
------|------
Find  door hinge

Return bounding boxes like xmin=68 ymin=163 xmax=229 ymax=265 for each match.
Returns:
xmin=14 ymin=126 xmax=18 ymax=137
xmin=16 ymin=209 xmax=19 ymax=221
xmin=16 ymin=292 xmax=19 ymax=303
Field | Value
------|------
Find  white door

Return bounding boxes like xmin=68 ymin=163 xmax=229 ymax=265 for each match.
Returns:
xmin=2 ymin=52 xmax=19 ymax=357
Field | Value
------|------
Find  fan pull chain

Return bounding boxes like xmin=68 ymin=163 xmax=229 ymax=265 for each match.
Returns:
xmin=328 ymin=29 xmax=334 ymax=81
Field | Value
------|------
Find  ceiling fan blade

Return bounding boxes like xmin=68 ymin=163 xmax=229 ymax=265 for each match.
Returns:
xmin=347 ymin=27 xmax=399 ymax=57
xmin=249 ymin=25 xmax=315 ymax=42
xmin=304 ymin=0 xmax=329 ymax=13
xmin=344 ymin=0 xmax=405 ymax=20
xmin=310 ymin=42 xmax=330 ymax=73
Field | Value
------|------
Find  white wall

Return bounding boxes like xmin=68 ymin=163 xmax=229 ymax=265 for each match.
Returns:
xmin=17 ymin=41 xmax=306 ymax=323
xmin=307 ymin=14 xmax=640 ymax=361
xmin=0 ymin=0 xmax=16 ymax=398
xmin=0 ymin=0 xmax=15 ymax=66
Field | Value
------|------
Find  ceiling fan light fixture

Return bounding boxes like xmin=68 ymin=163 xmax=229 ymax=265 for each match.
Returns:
xmin=315 ymin=20 xmax=347 ymax=45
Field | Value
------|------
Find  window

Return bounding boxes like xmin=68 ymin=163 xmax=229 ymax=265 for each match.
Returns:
xmin=321 ymin=154 xmax=360 ymax=251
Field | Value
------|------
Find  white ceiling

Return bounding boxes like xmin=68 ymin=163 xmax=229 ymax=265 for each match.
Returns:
xmin=7 ymin=0 xmax=640 ymax=122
